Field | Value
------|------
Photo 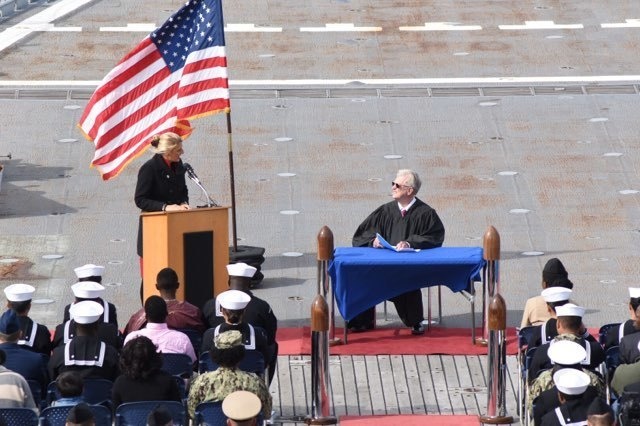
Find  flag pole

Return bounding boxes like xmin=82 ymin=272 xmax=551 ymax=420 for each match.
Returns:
xmin=226 ymin=111 xmax=238 ymax=252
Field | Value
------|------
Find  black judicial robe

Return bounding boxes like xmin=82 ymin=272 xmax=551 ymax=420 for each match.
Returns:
xmin=349 ymin=198 xmax=445 ymax=328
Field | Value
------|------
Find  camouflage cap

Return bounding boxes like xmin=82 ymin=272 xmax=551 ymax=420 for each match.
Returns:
xmin=214 ymin=329 xmax=243 ymax=349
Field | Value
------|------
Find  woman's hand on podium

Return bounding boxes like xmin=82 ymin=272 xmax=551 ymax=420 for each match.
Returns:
xmin=165 ymin=203 xmax=190 ymax=212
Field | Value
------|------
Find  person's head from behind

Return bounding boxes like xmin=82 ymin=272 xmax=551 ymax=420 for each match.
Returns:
xmin=587 ymin=398 xmax=614 ymax=426
xmin=218 ymin=290 xmax=250 ymax=325
xmin=0 ymin=309 xmax=21 ymax=343
xmin=151 ymin=132 xmax=183 ymax=162
xmin=222 ymin=391 xmax=262 ymax=426
xmin=120 ymin=336 xmax=162 ymax=380
xmin=69 ymin=301 xmax=103 ymax=337
xmin=144 ymin=295 xmax=168 ymax=324
xmin=542 ymin=258 xmax=569 ymax=289
xmin=553 ymin=368 xmax=589 ymax=404
xmin=210 ymin=330 xmax=245 ymax=369
xmin=155 ymin=268 xmax=180 ymax=296
xmin=392 ymin=169 xmax=421 ymax=203
xmin=629 ymin=287 xmax=640 ymax=323
xmin=4 ymin=283 xmax=35 ymax=315
xmin=65 ymin=403 xmax=95 ymax=426
xmin=226 ymin=263 xmax=256 ymax=292
xmin=555 ymin=304 xmax=585 ymax=335
xmin=56 ymin=371 xmax=84 ymax=398
xmin=146 ymin=405 xmax=173 ymax=426
xmin=541 ymin=287 xmax=572 ymax=317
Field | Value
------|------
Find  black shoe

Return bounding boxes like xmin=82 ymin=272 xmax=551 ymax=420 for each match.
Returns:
xmin=411 ymin=323 xmax=425 ymax=335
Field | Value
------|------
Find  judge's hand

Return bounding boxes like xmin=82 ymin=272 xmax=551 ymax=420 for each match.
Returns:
xmin=372 ymin=237 xmax=382 ymax=248
xmin=396 ymin=241 xmax=410 ymax=249
xmin=165 ymin=204 xmax=190 ymax=212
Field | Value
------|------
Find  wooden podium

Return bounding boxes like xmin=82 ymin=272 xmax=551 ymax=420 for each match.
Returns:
xmin=141 ymin=206 xmax=230 ymax=308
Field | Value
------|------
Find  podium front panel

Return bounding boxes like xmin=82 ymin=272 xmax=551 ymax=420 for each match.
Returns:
xmin=183 ymin=231 xmax=214 ymax=309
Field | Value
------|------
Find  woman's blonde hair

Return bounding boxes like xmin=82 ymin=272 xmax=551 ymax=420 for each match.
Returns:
xmin=150 ymin=132 xmax=182 ymax=154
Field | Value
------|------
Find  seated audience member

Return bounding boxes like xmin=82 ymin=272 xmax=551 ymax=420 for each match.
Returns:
xmin=223 ymin=390 xmax=262 ymax=426
xmin=0 ymin=348 xmax=38 ymax=412
xmin=527 ymin=287 xmax=572 ymax=348
xmin=530 ymin=341 xmax=603 ymax=424
xmin=123 ymin=296 xmax=196 ymax=363
xmin=146 ymin=406 xmax=174 ymax=426
xmin=586 ymin=398 xmax=614 ymax=426
xmin=603 ymin=287 xmax=640 ymax=351
xmin=187 ymin=330 xmax=271 ymax=419
xmin=4 ymin=283 xmax=52 ymax=356
xmin=65 ymin=402 xmax=95 ymax=426
xmin=203 ymin=263 xmax=278 ymax=345
xmin=0 ymin=309 xmax=48 ymax=389
xmin=53 ymin=284 xmax=122 ymax=350
xmin=111 ymin=336 xmax=181 ymax=408
xmin=49 ymin=301 xmax=120 ymax=381
xmin=528 ymin=303 xmax=604 ymax=383
xmin=521 ymin=258 xmax=573 ymax=328
xmin=124 ymin=267 xmax=205 ymax=335
xmin=540 ymin=369 xmax=592 ymax=425
xmin=201 ymin=290 xmax=273 ymax=382
xmin=611 ymin=340 xmax=640 ymax=396
xmin=64 ymin=264 xmax=118 ymax=327
xmin=52 ymin=371 xmax=84 ymax=407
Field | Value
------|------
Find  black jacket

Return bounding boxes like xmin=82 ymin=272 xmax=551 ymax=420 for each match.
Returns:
xmin=134 ymin=154 xmax=189 ymax=255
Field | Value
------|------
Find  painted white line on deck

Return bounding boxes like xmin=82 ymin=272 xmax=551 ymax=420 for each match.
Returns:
xmin=225 ymin=23 xmax=282 ymax=32
xmin=399 ymin=22 xmax=482 ymax=31
xmin=0 ymin=0 xmax=93 ymax=52
xmin=2 ymin=75 xmax=640 ymax=88
xmin=100 ymin=23 xmax=157 ymax=32
xmin=13 ymin=23 xmax=81 ymax=31
xmin=300 ymin=23 xmax=382 ymax=32
xmin=499 ymin=21 xmax=583 ymax=30
xmin=601 ymin=19 xmax=640 ymax=28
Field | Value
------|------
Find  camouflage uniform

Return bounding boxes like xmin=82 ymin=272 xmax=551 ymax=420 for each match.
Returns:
xmin=187 ymin=366 xmax=272 ymax=419
xmin=187 ymin=330 xmax=272 ymax=419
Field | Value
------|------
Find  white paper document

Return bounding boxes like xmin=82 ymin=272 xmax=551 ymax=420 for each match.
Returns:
xmin=376 ymin=233 xmax=420 ymax=252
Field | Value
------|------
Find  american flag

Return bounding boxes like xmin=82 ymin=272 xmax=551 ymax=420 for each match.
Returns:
xmin=78 ymin=0 xmax=230 ymax=181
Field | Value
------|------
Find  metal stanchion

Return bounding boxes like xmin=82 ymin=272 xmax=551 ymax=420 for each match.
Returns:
xmin=306 ymin=295 xmax=337 ymax=425
xmin=476 ymin=225 xmax=500 ymax=346
xmin=479 ymin=293 xmax=514 ymax=424
xmin=317 ymin=226 xmax=342 ymax=346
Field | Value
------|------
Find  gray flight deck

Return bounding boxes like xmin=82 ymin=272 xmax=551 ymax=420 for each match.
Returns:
xmin=1 ymin=0 xmax=640 ymax=423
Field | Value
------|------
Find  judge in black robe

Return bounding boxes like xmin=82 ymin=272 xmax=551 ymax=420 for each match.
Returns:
xmin=351 ymin=169 xmax=445 ymax=332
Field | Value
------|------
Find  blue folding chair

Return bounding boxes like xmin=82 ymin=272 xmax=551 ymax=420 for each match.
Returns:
xmin=175 ymin=328 xmax=203 ymax=355
xmin=115 ymin=401 xmax=186 ymax=426
xmin=40 ymin=404 xmax=112 ymax=426
xmin=199 ymin=350 xmax=265 ymax=377
xmin=516 ymin=326 xmax=538 ymax=419
xmin=46 ymin=378 xmax=113 ymax=407
xmin=193 ymin=401 xmax=264 ymax=426
xmin=598 ymin=322 xmax=621 ymax=347
xmin=604 ymin=345 xmax=621 ymax=403
xmin=26 ymin=379 xmax=43 ymax=410
xmin=161 ymin=353 xmax=194 ymax=378
xmin=0 ymin=408 xmax=39 ymax=426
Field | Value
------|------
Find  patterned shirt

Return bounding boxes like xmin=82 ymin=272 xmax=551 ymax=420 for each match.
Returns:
xmin=0 ymin=366 xmax=38 ymax=412
xmin=187 ymin=367 xmax=272 ymax=419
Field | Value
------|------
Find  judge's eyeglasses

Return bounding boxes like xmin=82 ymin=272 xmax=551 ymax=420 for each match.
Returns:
xmin=392 ymin=181 xmax=412 ymax=189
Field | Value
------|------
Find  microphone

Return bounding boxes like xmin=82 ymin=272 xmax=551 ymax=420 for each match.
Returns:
xmin=183 ymin=163 xmax=200 ymax=184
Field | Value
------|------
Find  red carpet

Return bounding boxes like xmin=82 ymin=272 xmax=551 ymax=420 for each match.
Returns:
xmin=277 ymin=326 xmax=518 ymax=356
xmin=340 ymin=414 xmax=480 ymax=425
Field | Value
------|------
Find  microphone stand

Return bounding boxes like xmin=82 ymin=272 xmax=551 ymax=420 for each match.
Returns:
xmin=187 ymin=174 xmax=219 ymax=208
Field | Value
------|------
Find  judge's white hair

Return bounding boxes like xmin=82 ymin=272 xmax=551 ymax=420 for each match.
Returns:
xmin=396 ymin=169 xmax=421 ymax=193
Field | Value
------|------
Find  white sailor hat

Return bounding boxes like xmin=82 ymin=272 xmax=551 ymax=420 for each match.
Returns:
xmin=630 ymin=287 xmax=640 ymax=298
xmin=4 ymin=284 xmax=35 ymax=302
xmin=548 ymin=340 xmax=587 ymax=366
xmin=69 ymin=300 xmax=104 ymax=324
xmin=226 ymin=262 xmax=257 ymax=278
xmin=73 ymin=264 xmax=105 ymax=279
xmin=541 ymin=287 xmax=572 ymax=303
xmin=555 ymin=303 xmax=585 ymax=318
xmin=553 ymin=368 xmax=590 ymax=395
xmin=222 ymin=390 xmax=261 ymax=421
xmin=71 ymin=281 xmax=105 ymax=299
xmin=217 ymin=289 xmax=251 ymax=310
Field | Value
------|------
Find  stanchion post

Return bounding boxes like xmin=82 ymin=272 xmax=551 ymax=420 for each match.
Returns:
xmin=317 ymin=226 xmax=342 ymax=346
xmin=306 ymin=295 xmax=337 ymax=425
xmin=476 ymin=225 xmax=500 ymax=346
xmin=479 ymin=293 xmax=514 ymax=424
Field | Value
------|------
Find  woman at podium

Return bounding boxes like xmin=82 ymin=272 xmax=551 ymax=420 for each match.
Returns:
xmin=134 ymin=132 xmax=190 ymax=276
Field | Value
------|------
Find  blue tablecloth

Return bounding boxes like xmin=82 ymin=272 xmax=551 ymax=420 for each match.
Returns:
xmin=328 ymin=246 xmax=485 ymax=321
